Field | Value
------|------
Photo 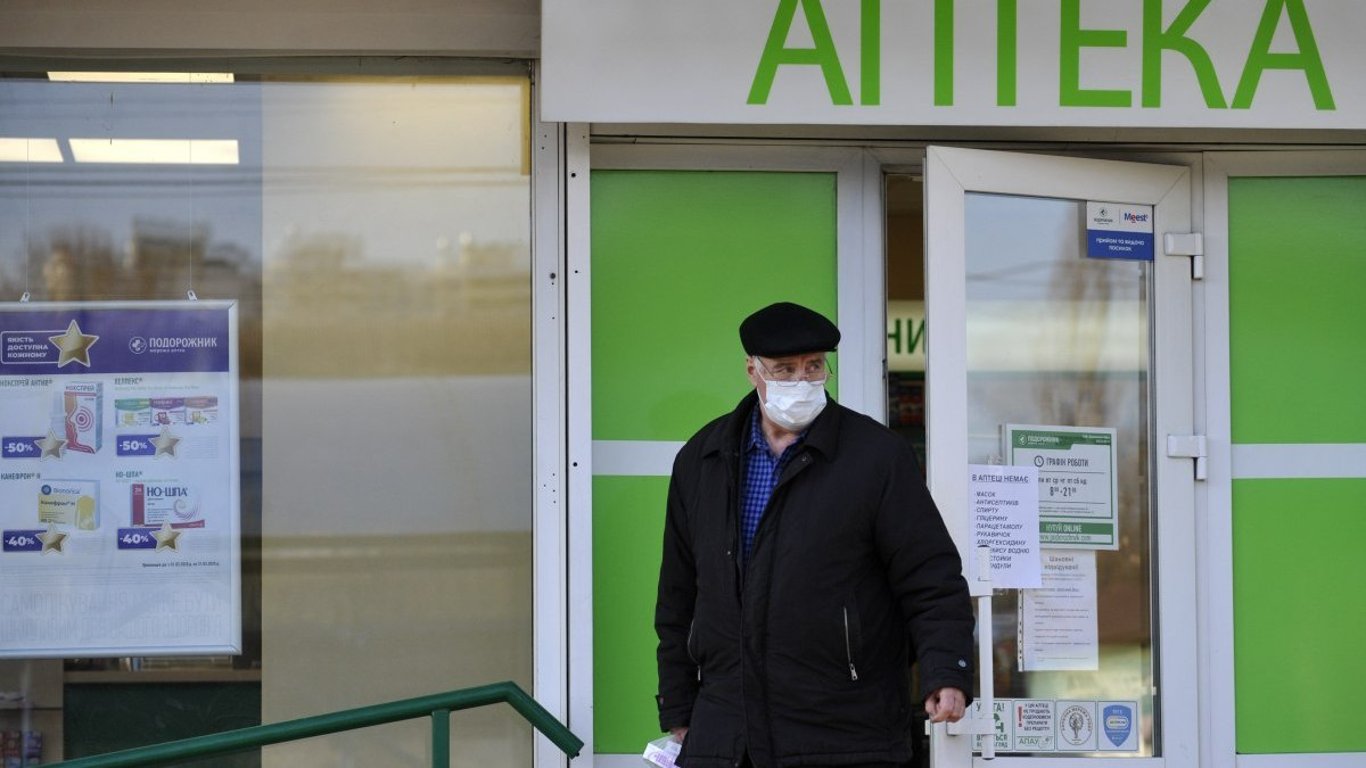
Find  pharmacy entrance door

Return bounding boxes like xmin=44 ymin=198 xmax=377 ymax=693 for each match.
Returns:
xmin=921 ymin=147 xmax=1199 ymax=768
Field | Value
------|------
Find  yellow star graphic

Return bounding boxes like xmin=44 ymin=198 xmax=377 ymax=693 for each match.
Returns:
xmin=151 ymin=428 xmax=181 ymax=458
xmin=153 ymin=523 xmax=181 ymax=551
xmin=37 ymin=430 xmax=67 ymax=459
xmin=38 ymin=525 xmax=67 ymax=554
xmin=48 ymin=319 xmax=99 ymax=368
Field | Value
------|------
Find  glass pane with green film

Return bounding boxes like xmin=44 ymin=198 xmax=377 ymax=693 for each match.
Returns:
xmin=1232 ymin=478 xmax=1366 ymax=753
xmin=592 ymin=475 xmax=670 ymax=752
xmin=1229 ymin=175 xmax=1366 ymax=754
xmin=590 ymin=170 xmax=838 ymax=441
xmin=1228 ymin=176 xmax=1366 ymax=444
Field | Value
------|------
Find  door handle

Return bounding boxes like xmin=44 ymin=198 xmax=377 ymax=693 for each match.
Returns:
xmin=930 ymin=544 xmax=997 ymax=763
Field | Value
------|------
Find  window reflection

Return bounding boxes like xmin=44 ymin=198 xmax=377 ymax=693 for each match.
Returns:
xmin=0 ymin=73 xmax=532 ymax=767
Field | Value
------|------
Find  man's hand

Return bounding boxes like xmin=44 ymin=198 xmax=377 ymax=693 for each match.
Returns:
xmin=924 ymin=687 xmax=966 ymax=723
xmin=670 ymin=726 xmax=689 ymax=742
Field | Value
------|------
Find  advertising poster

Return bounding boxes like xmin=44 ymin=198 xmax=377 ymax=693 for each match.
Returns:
xmin=1006 ymin=424 xmax=1119 ymax=550
xmin=0 ymin=301 xmax=240 ymax=657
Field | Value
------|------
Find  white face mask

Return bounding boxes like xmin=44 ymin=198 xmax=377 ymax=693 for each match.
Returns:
xmin=755 ymin=359 xmax=828 ymax=431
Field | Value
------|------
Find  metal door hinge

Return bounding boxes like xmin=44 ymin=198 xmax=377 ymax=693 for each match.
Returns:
xmin=1167 ymin=434 xmax=1208 ymax=481
xmin=1163 ymin=232 xmax=1204 ymax=280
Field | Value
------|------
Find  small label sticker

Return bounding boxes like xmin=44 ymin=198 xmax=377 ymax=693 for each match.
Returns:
xmin=1013 ymin=699 xmax=1055 ymax=752
xmin=970 ymin=698 xmax=1013 ymax=752
xmin=1057 ymin=701 xmax=1097 ymax=751
xmin=1086 ymin=201 xmax=1154 ymax=261
xmin=1099 ymin=701 xmax=1139 ymax=751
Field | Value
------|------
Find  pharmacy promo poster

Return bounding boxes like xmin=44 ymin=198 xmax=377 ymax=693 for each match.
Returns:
xmin=0 ymin=301 xmax=240 ymax=657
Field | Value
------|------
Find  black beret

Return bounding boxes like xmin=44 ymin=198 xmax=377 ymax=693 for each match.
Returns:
xmin=739 ymin=302 xmax=840 ymax=357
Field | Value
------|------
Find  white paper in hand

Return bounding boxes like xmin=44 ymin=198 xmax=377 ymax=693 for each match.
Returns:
xmin=642 ymin=735 xmax=682 ymax=768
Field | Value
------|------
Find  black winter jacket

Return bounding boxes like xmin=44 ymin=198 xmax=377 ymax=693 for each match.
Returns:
xmin=655 ymin=393 xmax=974 ymax=768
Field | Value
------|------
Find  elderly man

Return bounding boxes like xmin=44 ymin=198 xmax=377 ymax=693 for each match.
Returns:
xmin=655 ymin=301 xmax=974 ymax=768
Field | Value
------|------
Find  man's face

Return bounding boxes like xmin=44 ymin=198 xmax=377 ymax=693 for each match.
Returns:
xmin=747 ymin=352 xmax=829 ymax=398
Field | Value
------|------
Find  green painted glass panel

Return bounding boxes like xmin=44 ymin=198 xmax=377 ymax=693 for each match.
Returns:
xmin=592 ymin=475 xmax=670 ymax=752
xmin=65 ymin=682 xmax=261 ymax=763
xmin=591 ymin=170 xmax=838 ymax=441
xmin=1233 ymin=478 xmax=1366 ymax=753
xmin=1228 ymin=177 xmax=1366 ymax=444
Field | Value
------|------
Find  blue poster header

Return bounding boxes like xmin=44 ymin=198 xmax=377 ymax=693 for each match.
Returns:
xmin=0 ymin=305 xmax=231 ymax=376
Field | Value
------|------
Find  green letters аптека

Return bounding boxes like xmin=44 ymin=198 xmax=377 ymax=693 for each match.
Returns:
xmin=749 ymin=0 xmax=854 ymax=106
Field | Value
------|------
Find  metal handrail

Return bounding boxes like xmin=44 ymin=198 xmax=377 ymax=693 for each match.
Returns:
xmin=49 ymin=680 xmax=581 ymax=768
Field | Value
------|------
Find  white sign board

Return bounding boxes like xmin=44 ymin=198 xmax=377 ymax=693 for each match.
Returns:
xmin=1006 ymin=424 xmax=1119 ymax=550
xmin=544 ymin=0 xmax=1365 ymax=129
xmin=968 ymin=464 xmax=1041 ymax=588
xmin=0 ymin=302 xmax=240 ymax=657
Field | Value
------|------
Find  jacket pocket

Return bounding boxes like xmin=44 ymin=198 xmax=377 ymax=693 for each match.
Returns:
xmin=687 ymin=619 xmax=701 ymax=682
xmin=842 ymin=605 xmax=861 ymax=682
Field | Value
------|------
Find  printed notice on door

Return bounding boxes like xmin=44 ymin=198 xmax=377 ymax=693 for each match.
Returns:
xmin=0 ymin=301 xmax=240 ymax=657
xmin=968 ymin=465 xmax=1041 ymax=588
xmin=1019 ymin=550 xmax=1099 ymax=671
xmin=1006 ymin=424 xmax=1118 ymax=550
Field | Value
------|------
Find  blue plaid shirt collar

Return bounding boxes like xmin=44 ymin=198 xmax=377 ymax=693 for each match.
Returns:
xmin=740 ymin=406 xmax=805 ymax=561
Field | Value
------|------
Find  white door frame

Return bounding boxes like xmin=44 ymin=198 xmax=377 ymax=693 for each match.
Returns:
xmin=531 ymin=103 xmax=573 ymax=766
xmin=567 ymin=142 xmax=886 ymax=768
xmin=1202 ymin=150 xmax=1366 ymax=768
xmin=921 ymin=146 xmax=1201 ymax=768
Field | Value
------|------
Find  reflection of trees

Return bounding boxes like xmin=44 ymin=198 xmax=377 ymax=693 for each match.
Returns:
xmin=1037 ymin=256 xmax=1117 ymax=426
xmin=974 ymin=220 xmax=1153 ymax=715
xmin=1040 ymin=253 xmax=1151 ymax=651
xmin=2 ymin=217 xmax=533 ymax=380
xmin=4 ymin=221 xmax=264 ymax=379
xmin=35 ymin=228 xmax=120 ymax=302
xmin=263 ymin=231 xmax=530 ymax=378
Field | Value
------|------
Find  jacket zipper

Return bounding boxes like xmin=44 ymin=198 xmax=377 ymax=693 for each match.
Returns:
xmin=687 ymin=620 xmax=701 ymax=682
xmin=842 ymin=607 xmax=859 ymax=681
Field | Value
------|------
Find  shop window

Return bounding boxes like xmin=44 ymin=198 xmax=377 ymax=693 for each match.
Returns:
xmin=0 ymin=72 xmax=532 ymax=767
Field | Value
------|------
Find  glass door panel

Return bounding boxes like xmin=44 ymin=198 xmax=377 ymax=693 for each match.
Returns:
xmin=922 ymin=146 xmax=1198 ymax=767
xmin=965 ymin=192 xmax=1154 ymax=756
